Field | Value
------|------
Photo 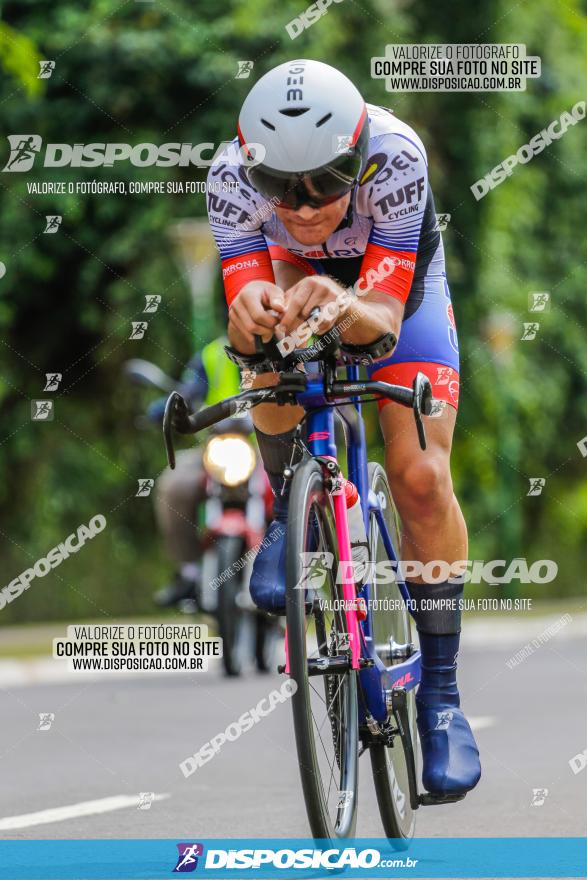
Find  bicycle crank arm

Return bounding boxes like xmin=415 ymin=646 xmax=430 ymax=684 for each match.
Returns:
xmin=390 ymin=688 xmax=468 ymax=808
xmin=389 ymin=687 xmax=420 ymax=811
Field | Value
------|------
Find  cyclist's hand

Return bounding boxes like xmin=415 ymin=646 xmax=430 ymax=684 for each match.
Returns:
xmin=279 ymin=276 xmax=347 ymax=338
xmin=228 ymin=281 xmax=285 ymax=353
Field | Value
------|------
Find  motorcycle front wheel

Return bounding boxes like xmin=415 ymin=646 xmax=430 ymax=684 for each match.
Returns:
xmin=215 ymin=535 xmax=249 ymax=677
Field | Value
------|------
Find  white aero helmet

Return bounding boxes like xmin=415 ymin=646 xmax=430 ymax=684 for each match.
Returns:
xmin=238 ymin=59 xmax=369 ymax=209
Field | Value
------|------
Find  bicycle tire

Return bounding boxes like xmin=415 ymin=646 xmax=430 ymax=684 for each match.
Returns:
xmin=286 ymin=458 xmax=359 ymax=839
xmin=367 ymin=462 xmax=418 ymax=847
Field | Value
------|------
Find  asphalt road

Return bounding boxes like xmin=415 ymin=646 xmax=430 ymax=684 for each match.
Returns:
xmin=0 ymin=615 xmax=585 ymax=841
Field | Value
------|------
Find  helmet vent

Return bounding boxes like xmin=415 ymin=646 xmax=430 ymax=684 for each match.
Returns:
xmin=315 ymin=112 xmax=332 ymax=127
xmin=279 ymin=108 xmax=309 ymax=117
xmin=261 ymin=118 xmax=276 ymax=130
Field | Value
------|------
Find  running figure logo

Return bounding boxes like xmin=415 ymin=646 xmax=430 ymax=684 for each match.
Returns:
xmin=521 ymin=322 xmax=539 ymax=341
xmin=143 ymin=295 xmax=161 ymax=313
xmin=44 ymin=216 xmax=62 ymax=234
xmin=3 ymin=135 xmax=42 ymax=172
xmin=31 ymin=400 xmax=54 ymax=421
xmin=136 ymin=479 xmax=155 ymax=497
xmin=334 ymin=135 xmax=354 ymax=154
xmin=44 ymin=373 xmax=62 ymax=392
xmin=236 ymin=61 xmax=254 ymax=79
xmin=435 ymin=710 xmax=454 ymax=731
xmin=434 ymin=213 xmax=451 ymax=232
xmin=38 ymin=61 xmax=56 ymax=79
xmin=173 ymin=843 xmax=204 ymax=872
xmin=129 ymin=321 xmax=148 ymax=340
xmin=527 ymin=477 xmax=546 ymax=497
xmin=528 ymin=292 xmax=550 ymax=312
xmin=295 ymin=552 xmax=334 ymax=590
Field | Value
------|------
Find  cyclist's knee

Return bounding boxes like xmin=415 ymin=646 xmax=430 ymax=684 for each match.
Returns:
xmin=388 ymin=454 xmax=452 ymax=518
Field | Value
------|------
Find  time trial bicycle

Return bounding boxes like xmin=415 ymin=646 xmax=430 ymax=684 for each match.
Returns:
xmin=163 ymin=323 xmax=464 ymax=847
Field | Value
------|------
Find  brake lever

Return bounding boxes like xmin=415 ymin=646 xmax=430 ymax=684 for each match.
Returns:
xmin=412 ymin=372 xmax=433 ymax=451
xmin=414 ymin=407 xmax=426 ymax=451
xmin=162 ymin=391 xmax=190 ymax=470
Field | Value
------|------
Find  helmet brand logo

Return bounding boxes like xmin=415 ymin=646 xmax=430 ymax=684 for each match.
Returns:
xmin=286 ymin=61 xmax=306 ymax=102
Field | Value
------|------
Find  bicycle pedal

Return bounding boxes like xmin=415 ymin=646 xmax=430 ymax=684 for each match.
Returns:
xmin=418 ymin=792 xmax=466 ymax=806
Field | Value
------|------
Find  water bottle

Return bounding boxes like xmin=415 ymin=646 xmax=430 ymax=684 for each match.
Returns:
xmin=344 ymin=480 xmax=369 ymax=586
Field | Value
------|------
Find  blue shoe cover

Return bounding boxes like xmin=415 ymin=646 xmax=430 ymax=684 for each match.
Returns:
xmin=249 ymin=496 xmax=288 ymax=614
xmin=417 ymin=702 xmax=482 ymax=795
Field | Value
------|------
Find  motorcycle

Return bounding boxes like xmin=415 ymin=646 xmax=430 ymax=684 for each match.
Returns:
xmin=124 ymin=358 xmax=280 ymax=676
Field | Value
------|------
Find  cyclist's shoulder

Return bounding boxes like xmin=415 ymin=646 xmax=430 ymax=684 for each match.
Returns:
xmin=366 ymin=103 xmax=428 ymax=166
xmin=206 ymin=138 xmax=271 ymax=231
xmin=205 ymin=137 xmax=247 ymax=195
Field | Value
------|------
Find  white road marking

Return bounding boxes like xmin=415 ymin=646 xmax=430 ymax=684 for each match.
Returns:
xmin=0 ymin=658 xmax=220 ymax=688
xmin=0 ymin=793 xmax=169 ymax=830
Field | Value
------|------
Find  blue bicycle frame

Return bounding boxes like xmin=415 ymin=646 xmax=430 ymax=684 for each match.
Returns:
xmin=296 ymin=362 xmax=421 ymax=725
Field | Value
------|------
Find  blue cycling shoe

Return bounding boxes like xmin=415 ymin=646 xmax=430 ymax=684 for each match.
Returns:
xmin=417 ymin=702 xmax=481 ymax=796
xmin=249 ymin=494 xmax=288 ymax=614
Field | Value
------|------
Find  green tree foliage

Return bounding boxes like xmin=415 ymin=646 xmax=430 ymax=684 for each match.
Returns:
xmin=0 ymin=0 xmax=585 ymax=621
xmin=0 ymin=19 xmax=40 ymax=95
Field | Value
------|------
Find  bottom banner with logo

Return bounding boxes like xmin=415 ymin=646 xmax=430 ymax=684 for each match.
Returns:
xmin=0 ymin=838 xmax=585 ymax=879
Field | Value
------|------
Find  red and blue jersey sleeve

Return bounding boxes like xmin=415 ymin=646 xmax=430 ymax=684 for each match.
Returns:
xmin=206 ymin=155 xmax=275 ymax=306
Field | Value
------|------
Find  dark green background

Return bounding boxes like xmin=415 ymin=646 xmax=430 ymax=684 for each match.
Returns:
xmin=0 ymin=0 xmax=586 ymax=622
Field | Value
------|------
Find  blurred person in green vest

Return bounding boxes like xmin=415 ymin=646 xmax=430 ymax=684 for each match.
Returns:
xmin=147 ymin=336 xmax=241 ymax=607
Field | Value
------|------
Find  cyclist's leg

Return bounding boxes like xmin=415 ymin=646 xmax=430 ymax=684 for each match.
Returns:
xmin=367 ymin=272 xmax=463 ymax=571
xmin=367 ymin=274 xmax=481 ymax=796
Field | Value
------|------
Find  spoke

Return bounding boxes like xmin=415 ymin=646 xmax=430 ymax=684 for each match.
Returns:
xmin=311 ymin=709 xmax=339 ymax=807
xmin=308 ymin=679 xmax=328 ymax=708
xmin=318 ymin=673 xmax=345 ymax=734
xmin=326 ymin=692 xmax=347 ymax=807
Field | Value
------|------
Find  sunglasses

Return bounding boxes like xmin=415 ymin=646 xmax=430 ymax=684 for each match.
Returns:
xmin=276 ymin=189 xmax=348 ymax=211
xmin=245 ymin=150 xmax=362 ymax=211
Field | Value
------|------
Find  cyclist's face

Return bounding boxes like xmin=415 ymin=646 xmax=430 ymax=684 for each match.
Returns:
xmin=275 ymin=193 xmax=351 ymax=245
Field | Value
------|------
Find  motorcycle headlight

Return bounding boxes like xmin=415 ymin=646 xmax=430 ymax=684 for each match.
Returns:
xmin=203 ymin=434 xmax=256 ymax=487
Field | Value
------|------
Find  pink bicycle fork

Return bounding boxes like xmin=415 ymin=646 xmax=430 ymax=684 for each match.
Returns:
xmin=283 ymin=480 xmax=362 ymax=674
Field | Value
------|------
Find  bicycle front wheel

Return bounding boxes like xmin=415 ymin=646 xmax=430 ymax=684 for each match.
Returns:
xmin=286 ymin=458 xmax=358 ymax=839
xmin=367 ymin=462 xmax=417 ymax=847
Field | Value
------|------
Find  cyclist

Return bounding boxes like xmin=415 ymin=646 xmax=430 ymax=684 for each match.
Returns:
xmin=149 ymin=336 xmax=241 ymax=607
xmin=206 ymin=59 xmax=481 ymax=798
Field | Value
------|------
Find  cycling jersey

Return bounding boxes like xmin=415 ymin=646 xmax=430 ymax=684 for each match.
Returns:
xmin=206 ymin=104 xmax=460 ymax=409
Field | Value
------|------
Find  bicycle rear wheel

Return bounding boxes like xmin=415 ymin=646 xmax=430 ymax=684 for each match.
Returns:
xmin=286 ymin=458 xmax=358 ymax=839
xmin=367 ymin=462 xmax=417 ymax=847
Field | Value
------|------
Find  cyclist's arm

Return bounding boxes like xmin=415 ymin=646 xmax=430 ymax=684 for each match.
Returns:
xmin=274 ymin=261 xmax=404 ymax=345
xmin=228 ymin=280 xmax=285 ymax=353
xmin=338 ymin=289 xmax=404 ymax=345
xmin=206 ymin=155 xmax=285 ymax=352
